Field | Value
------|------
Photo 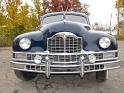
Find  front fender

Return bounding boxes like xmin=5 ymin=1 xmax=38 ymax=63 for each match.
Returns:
xmin=84 ymin=31 xmax=117 ymax=51
xmin=13 ymin=31 xmax=46 ymax=52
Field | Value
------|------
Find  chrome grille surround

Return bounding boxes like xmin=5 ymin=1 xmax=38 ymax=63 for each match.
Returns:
xmin=47 ymin=32 xmax=82 ymax=53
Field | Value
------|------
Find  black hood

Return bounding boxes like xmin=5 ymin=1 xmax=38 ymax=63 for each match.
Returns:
xmin=41 ymin=20 xmax=88 ymax=38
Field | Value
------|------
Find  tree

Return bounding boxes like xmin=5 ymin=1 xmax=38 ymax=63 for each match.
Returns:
xmin=6 ymin=0 xmax=31 ymax=30
xmin=0 ymin=0 xmax=6 ymax=27
xmin=116 ymin=0 xmax=124 ymax=8
xmin=5 ymin=0 xmax=39 ymax=41
xmin=32 ymin=0 xmax=90 ymax=27
xmin=0 ymin=0 xmax=41 ymax=46
xmin=41 ymin=0 xmax=89 ymax=15
xmin=33 ymin=0 xmax=42 ymax=26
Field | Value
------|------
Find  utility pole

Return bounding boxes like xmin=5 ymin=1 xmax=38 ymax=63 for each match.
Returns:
xmin=109 ymin=13 xmax=112 ymax=33
xmin=117 ymin=7 xmax=120 ymax=36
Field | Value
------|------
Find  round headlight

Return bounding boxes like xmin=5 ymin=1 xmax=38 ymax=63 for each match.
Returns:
xmin=19 ymin=38 xmax=31 ymax=50
xmin=89 ymin=54 xmax=96 ymax=63
xmin=99 ymin=37 xmax=111 ymax=49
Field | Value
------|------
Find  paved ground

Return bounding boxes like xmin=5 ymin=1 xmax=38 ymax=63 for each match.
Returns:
xmin=0 ymin=41 xmax=124 ymax=93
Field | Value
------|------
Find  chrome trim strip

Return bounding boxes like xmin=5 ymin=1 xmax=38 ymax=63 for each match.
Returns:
xmin=52 ymin=61 xmax=79 ymax=64
xmin=96 ymin=57 xmax=119 ymax=61
xmin=50 ymin=65 xmax=80 ymax=67
xmin=12 ymin=50 xmax=118 ymax=55
xmin=12 ymin=58 xmax=34 ymax=62
xmin=81 ymin=50 xmax=118 ymax=54
xmin=48 ymin=32 xmax=79 ymax=39
xmin=12 ymin=57 xmax=119 ymax=63
xmin=11 ymin=60 xmax=120 ymax=66
xmin=50 ymin=71 xmax=81 ymax=74
xmin=84 ymin=60 xmax=120 ymax=66
xmin=12 ymin=66 xmax=120 ymax=74
xmin=10 ymin=61 xmax=46 ymax=66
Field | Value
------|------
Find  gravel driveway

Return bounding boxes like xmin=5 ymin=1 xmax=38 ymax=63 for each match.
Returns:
xmin=0 ymin=41 xmax=124 ymax=93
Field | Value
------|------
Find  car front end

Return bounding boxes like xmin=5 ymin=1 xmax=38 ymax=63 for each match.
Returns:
xmin=10 ymin=12 xmax=120 ymax=81
xmin=10 ymin=31 xmax=120 ymax=78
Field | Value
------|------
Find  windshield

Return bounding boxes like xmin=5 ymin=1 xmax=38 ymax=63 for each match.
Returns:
xmin=42 ymin=13 xmax=89 ymax=25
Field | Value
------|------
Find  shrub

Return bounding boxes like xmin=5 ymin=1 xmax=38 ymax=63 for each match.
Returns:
xmin=116 ymin=28 xmax=124 ymax=40
xmin=0 ymin=25 xmax=30 ymax=47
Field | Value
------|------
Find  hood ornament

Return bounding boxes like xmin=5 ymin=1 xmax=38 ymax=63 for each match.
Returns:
xmin=63 ymin=13 xmax=66 ymax=19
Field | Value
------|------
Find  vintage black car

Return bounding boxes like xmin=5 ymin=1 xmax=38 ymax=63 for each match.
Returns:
xmin=10 ymin=12 xmax=120 ymax=82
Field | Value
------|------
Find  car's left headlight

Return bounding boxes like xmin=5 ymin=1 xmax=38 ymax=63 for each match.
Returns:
xmin=19 ymin=38 xmax=31 ymax=50
xmin=99 ymin=37 xmax=111 ymax=49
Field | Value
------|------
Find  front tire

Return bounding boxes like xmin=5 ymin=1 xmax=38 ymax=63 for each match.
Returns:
xmin=96 ymin=70 xmax=108 ymax=82
xmin=14 ymin=70 xmax=38 ymax=81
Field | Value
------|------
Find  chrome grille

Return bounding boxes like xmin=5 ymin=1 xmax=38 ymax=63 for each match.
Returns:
xmin=66 ymin=37 xmax=82 ymax=53
xmin=31 ymin=54 xmax=81 ymax=63
xmin=48 ymin=32 xmax=82 ymax=53
xmin=50 ymin=55 xmax=81 ymax=62
xmin=48 ymin=37 xmax=64 ymax=53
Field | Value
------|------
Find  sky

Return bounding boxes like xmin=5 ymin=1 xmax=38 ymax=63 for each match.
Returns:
xmin=23 ymin=0 xmax=117 ymax=27
xmin=80 ymin=0 xmax=117 ymax=26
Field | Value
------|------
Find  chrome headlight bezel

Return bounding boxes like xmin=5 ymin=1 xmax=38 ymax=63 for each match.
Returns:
xmin=99 ymin=37 xmax=111 ymax=49
xmin=19 ymin=38 xmax=31 ymax=50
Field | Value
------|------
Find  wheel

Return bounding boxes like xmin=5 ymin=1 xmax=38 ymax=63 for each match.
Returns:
xmin=96 ymin=70 xmax=108 ymax=82
xmin=14 ymin=70 xmax=38 ymax=81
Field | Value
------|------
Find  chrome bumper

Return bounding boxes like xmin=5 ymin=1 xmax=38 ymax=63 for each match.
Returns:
xmin=10 ymin=50 xmax=120 ymax=78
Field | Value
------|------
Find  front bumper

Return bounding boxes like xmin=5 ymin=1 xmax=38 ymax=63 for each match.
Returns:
xmin=10 ymin=50 xmax=120 ymax=78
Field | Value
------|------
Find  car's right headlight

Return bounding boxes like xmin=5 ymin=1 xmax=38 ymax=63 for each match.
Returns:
xmin=99 ymin=37 xmax=111 ymax=49
xmin=19 ymin=38 xmax=31 ymax=50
